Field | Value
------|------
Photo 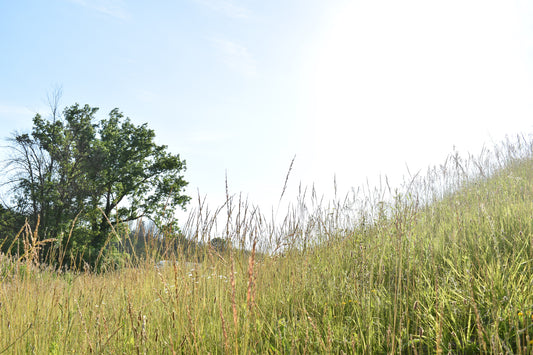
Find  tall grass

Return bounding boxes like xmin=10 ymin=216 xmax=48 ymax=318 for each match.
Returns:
xmin=1 ymin=134 xmax=533 ymax=353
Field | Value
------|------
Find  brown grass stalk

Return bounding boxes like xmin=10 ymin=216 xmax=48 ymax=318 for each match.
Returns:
xmin=75 ymin=299 xmax=95 ymax=353
xmin=218 ymin=297 xmax=230 ymax=353
xmin=246 ymin=236 xmax=257 ymax=312
xmin=229 ymin=251 xmax=239 ymax=352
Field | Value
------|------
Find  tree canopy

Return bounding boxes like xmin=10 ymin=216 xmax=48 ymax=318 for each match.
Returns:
xmin=2 ymin=103 xmax=190 ymax=266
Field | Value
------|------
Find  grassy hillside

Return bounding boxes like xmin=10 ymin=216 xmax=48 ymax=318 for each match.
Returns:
xmin=1 ymin=136 xmax=533 ymax=353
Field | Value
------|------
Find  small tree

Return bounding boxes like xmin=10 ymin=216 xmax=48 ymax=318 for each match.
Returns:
xmin=210 ymin=237 xmax=229 ymax=253
xmin=3 ymin=102 xmax=190 ymax=266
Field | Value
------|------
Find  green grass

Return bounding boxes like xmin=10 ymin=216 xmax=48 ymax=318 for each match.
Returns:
xmin=2 ymin=135 xmax=533 ymax=353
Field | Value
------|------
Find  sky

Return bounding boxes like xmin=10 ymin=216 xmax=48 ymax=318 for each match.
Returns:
xmin=1 ymin=0 xmax=533 ymax=225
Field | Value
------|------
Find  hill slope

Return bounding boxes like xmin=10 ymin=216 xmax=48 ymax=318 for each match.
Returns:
xmin=1 ymin=137 xmax=533 ymax=353
xmin=283 ymin=144 xmax=533 ymax=353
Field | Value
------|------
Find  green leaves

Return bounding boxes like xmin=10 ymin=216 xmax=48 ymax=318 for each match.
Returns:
xmin=5 ymin=103 xmax=190 ymax=266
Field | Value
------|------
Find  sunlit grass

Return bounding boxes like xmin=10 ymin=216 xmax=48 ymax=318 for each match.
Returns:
xmin=2 ymin=135 xmax=533 ymax=353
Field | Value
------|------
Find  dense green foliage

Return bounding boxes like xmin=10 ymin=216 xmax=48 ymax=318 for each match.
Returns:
xmin=1 ymin=136 xmax=533 ymax=353
xmin=2 ymin=104 xmax=190 ymax=266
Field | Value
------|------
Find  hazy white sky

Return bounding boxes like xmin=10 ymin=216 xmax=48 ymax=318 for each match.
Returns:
xmin=1 ymin=0 xmax=533 ymax=223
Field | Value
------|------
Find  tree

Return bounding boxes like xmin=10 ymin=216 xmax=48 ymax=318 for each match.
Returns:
xmin=0 ymin=204 xmax=25 ymax=254
xmin=210 ymin=237 xmax=229 ymax=253
xmin=3 ymin=103 xmax=190 ymax=266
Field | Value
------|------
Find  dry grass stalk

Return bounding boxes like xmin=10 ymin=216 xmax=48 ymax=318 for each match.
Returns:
xmin=246 ymin=236 xmax=257 ymax=312
xmin=218 ymin=297 xmax=230 ymax=353
xmin=20 ymin=216 xmax=56 ymax=267
xmin=75 ymin=298 xmax=95 ymax=353
xmin=126 ymin=297 xmax=139 ymax=354
xmin=185 ymin=304 xmax=198 ymax=353
xmin=229 ymin=251 xmax=239 ymax=352
xmin=59 ymin=211 xmax=82 ymax=268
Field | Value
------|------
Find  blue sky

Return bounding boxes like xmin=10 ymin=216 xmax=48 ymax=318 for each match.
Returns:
xmin=2 ymin=0 xmax=533 ymax=223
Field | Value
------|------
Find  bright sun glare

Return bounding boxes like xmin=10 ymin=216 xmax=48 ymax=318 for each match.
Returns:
xmin=302 ymin=0 xmax=533 ymax=196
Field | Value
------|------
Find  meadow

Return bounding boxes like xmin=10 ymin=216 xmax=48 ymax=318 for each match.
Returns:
xmin=1 ymin=135 xmax=533 ymax=354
